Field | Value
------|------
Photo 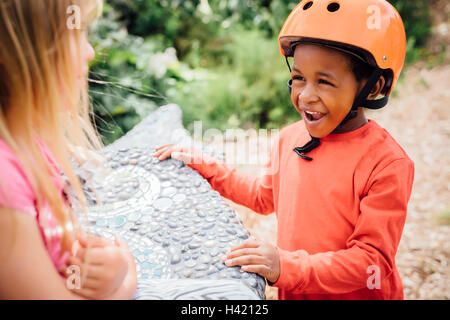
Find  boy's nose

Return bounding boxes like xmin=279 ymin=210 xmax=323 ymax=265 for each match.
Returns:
xmin=297 ymin=84 xmax=319 ymax=105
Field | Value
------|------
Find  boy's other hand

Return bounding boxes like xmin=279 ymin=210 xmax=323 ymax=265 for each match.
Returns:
xmin=222 ymin=238 xmax=280 ymax=284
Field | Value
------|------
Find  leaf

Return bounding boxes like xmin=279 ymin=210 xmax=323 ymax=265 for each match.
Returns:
xmin=111 ymin=106 xmax=126 ymax=116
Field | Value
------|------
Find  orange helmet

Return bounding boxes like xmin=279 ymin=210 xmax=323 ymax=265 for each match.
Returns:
xmin=279 ymin=0 xmax=406 ymax=159
xmin=279 ymin=0 xmax=406 ymax=98
xmin=278 ymin=0 xmax=406 ymax=94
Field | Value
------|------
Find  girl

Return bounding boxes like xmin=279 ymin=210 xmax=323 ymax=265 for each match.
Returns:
xmin=155 ymin=0 xmax=415 ymax=300
xmin=0 ymin=0 xmax=136 ymax=299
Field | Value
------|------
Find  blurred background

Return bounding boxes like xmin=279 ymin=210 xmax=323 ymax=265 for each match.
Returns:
xmin=87 ymin=0 xmax=449 ymax=299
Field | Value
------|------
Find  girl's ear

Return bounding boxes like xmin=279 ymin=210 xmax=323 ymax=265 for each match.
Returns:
xmin=367 ymin=75 xmax=386 ymax=100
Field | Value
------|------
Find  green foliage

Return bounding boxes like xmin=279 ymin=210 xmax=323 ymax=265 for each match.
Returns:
xmin=389 ymin=0 xmax=433 ymax=63
xmin=88 ymin=5 xmax=185 ymax=144
xmin=107 ymin=0 xmax=222 ymax=59
xmin=172 ymin=28 xmax=297 ymax=131
xmin=390 ymin=0 xmax=432 ymax=48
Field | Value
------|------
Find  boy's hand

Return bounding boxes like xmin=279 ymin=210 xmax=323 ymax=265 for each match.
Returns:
xmin=222 ymin=238 xmax=281 ymax=284
xmin=153 ymin=144 xmax=204 ymax=165
xmin=67 ymin=236 xmax=130 ymax=299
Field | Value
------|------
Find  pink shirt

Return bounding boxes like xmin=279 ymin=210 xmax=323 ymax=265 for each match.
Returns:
xmin=0 ymin=138 xmax=70 ymax=273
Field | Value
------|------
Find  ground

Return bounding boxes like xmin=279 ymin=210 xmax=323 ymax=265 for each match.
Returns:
xmin=207 ymin=63 xmax=450 ymax=300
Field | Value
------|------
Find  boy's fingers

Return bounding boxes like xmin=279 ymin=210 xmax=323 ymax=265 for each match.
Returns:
xmin=155 ymin=144 xmax=173 ymax=151
xmin=224 ymin=255 xmax=267 ymax=267
xmin=157 ymin=149 xmax=173 ymax=161
xmin=155 ymin=145 xmax=177 ymax=158
xmin=223 ymin=248 xmax=261 ymax=260
xmin=229 ymin=239 xmax=260 ymax=252
xmin=153 ymin=147 xmax=170 ymax=157
xmin=240 ymin=265 xmax=271 ymax=277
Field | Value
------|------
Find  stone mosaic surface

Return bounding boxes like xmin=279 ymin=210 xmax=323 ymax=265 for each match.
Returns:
xmin=74 ymin=104 xmax=266 ymax=300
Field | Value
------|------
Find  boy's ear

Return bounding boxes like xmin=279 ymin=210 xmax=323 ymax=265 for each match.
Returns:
xmin=367 ymin=75 xmax=386 ymax=100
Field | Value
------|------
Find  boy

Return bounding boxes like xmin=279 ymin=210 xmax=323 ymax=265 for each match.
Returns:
xmin=154 ymin=0 xmax=414 ymax=299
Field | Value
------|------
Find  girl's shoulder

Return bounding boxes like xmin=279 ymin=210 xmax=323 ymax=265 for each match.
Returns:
xmin=0 ymin=139 xmax=29 ymax=179
xmin=0 ymin=139 xmax=37 ymax=216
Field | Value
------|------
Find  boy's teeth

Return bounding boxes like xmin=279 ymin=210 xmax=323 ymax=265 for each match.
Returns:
xmin=305 ymin=111 xmax=324 ymax=121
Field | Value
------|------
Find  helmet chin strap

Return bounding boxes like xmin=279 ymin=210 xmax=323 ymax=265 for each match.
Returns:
xmin=293 ymin=137 xmax=320 ymax=161
xmin=292 ymin=67 xmax=389 ymax=161
xmin=338 ymin=68 xmax=388 ymax=127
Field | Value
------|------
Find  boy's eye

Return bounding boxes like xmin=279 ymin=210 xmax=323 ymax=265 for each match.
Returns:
xmin=319 ymin=79 xmax=334 ymax=86
xmin=292 ymin=76 xmax=305 ymax=82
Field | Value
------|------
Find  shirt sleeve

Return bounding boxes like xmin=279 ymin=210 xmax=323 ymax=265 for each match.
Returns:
xmin=187 ymin=146 xmax=276 ymax=215
xmin=272 ymin=158 xmax=415 ymax=294
xmin=0 ymin=151 xmax=37 ymax=217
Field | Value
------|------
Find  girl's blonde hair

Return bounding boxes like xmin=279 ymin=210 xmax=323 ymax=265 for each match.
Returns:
xmin=0 ymin=0 xmax=103 ymax=253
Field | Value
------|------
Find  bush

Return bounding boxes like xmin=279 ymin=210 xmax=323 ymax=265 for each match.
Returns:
xmin=389 ymin=0 xmax=433 ymax=63
xmin=390 ymin=0 xmax=432 ymax=48
xmin=88 ymin=5 xmax=191 ymax=144
xmin=107 ymin=0 xmax=223 ymax=59
xmin=172 ymin=28 xmax=298 ymax=132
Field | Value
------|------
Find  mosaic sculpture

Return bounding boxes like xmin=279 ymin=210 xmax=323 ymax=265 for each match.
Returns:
xmin=74 ymin=104 xmax=266 ymax=300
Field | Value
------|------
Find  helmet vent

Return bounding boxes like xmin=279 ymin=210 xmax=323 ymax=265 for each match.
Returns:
xmin=303 ymin=1 xmax=313 ymax=10
xmin=327 ymin=2 xmax=340 ymax=12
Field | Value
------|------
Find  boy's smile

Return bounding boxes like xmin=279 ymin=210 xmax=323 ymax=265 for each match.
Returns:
xmin=291 ymin=44 xmax=366 ymax=138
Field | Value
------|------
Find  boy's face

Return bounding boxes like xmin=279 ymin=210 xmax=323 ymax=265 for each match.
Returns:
xmin=290 ymin=44 xmax=362 ymax=138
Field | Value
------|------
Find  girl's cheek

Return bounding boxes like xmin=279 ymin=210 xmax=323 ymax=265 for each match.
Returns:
xmin=85 ymin=41 xmax=95 ymax=62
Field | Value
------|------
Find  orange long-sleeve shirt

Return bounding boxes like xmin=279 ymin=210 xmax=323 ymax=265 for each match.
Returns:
xmin=189 ymin=119 xmax=414 ymax=300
